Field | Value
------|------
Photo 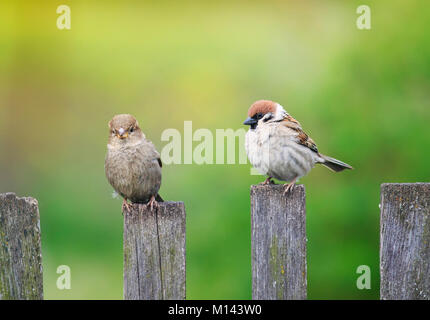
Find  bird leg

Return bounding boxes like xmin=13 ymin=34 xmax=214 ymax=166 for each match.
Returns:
xmin=146 ymin=195 xmax=159 ymax=211
xmin=283 ymin=177 xmax=298 ymax=195
xmin=122 ymin=198 xmax=132 ymax=214
xmin=261 ymin=177 xmax=274 ymax=185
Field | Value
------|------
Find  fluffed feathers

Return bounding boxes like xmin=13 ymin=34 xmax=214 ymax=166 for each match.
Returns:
xmin=105 ymin=114 xmax=162 ymax=207
xmin=244 ymin=100 xmax=353 ymax=185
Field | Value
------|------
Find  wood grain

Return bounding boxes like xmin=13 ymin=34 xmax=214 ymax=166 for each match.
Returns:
xmin=123 ymin=202 xmax=186 ymax=300
xmin=0 ymin=193 xmax=43 ymax=300
xmin=251 ymin=184 xmax=307 ymax=300
xmin=380 ymin=183 xmax=430 ymax=300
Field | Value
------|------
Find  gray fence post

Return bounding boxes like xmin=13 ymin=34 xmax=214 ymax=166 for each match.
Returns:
xmin=0 ymin=193 xmax=43 ymax=300
xmin=123 ymin=202 xmax=186 ymax=300
xmin=250 ymin=184 xmax=307 ymax=300
xmin=380 ymin=183 xmax=430 ymax=300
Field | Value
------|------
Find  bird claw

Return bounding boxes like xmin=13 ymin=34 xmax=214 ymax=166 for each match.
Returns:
xmin=283 ymin=179 xmax=297 ymax=195
xmin=261 ymin=177 xmax=274 ymax=185
xmin=122 ymin=199 xmax=133 ymax=214
xmin=146 ymin=195 xmax=159 ymax=211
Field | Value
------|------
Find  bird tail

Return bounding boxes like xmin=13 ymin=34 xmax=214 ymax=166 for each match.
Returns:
xmin=319 ymin=154 xmax=353 ymax=172
xmin=155 ymin=193 xmax=164 ymax=202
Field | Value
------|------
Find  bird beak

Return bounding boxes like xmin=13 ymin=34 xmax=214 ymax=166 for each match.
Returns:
xmin=243 ymin=117 xmax=257 ymax=126
xmin=116 ymin=128 xmax=128 ymax=139
xmin=117 ymin=132 xmax=128 ymax=139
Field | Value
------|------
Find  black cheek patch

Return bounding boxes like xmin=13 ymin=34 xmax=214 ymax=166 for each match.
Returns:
xmin=263 ymin=114 xmax=273 ymax=122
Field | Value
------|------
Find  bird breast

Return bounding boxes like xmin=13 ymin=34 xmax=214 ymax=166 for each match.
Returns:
xmin=245 ymin=123 xmax=317 ymax=182
xmin=105 ymin=140 xmax=161 ymax=203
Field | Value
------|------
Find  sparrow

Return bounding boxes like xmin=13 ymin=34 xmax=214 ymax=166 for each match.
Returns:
xmin=105 ymin=114 xmax=162 ymax=212
xmin=244 ymin=100 xmax=352 ymax=193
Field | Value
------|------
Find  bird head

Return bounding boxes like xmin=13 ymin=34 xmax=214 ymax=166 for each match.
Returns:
xmin=108 ymin=114 xmax=143 ymax=143
xmin=243 ymin=100 xmax=287 ymax=129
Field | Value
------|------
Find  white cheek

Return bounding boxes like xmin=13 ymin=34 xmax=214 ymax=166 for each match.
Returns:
xmin=275 ymin=103 xmax=288 ymax=119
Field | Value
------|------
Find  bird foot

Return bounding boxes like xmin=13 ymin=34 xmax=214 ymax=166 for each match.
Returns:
xmin=261 ymin=177 xmax=275 ymax=185
xmin=283 ymin=179 xmax=297 ymax=195
xmin=146 ymin=195 xmax=159 ymax=211
xmin=122 ymin=199 xmax=133 ymax=214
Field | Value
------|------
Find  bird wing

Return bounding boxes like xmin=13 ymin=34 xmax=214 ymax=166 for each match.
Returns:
xmin=144 ymin=139 xmax=162 ymax=168
xmin=279 ymin=115 xmax=319 ymax=153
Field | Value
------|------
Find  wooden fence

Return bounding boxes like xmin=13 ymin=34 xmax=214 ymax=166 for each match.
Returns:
xmin=0 ymin=193 xmax=43 ymax=300
xmin=123 ymin=202 xmax=186 ymax=300
xmin=250 ymin=184 xmax=307 ymax=299
xmin=380 ymin=183 xmax=430 ymax=300
xmin=0 ymin=183 xmax=429 ymax=300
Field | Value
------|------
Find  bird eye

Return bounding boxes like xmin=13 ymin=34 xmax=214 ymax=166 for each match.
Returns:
xmin=130 ymin=127 xmax=134 ymax=133
xmin=256 ymin=113 xmax=263 ymax=120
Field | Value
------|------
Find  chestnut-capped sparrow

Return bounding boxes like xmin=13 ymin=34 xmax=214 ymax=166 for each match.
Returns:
xmin=105 ymin=114 xmax=162 ymax=212
xmin=244 ymin=100 xmax=352 ymax=193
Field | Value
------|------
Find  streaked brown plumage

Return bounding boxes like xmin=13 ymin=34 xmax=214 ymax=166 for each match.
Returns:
xmin=244 ymin=100 xmax=353 ymax=193
xmin=105 ymin=114 xmax=162 ymax=212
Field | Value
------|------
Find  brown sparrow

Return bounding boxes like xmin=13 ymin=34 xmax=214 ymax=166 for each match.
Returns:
xmin=244 ymin=100 xmax=352 ymax=193
xmin=105 ymin=114 xmax=162 ymax=212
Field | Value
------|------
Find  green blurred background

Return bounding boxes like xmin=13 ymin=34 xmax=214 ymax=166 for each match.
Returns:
xmin=1 ymin=0 xmax=429 ymax=299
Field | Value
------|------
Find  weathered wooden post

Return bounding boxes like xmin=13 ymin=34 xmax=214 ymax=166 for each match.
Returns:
xmin=250 ymin=184 xmax=307 ymax=300
xmin=380 ymin=183 xmax=430 ymax=300
xmin=123 ymin=202 xmax=186 ymax=300
xmin=0 ymin=193 xmax=43 ymax=300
